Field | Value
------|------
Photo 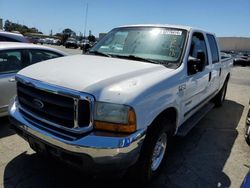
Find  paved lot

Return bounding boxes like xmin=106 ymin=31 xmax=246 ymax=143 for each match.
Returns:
xmin=0 ymin=46 xmax=250 ymax=187
xmin=45 ymin=44 xmax=83 ymax=55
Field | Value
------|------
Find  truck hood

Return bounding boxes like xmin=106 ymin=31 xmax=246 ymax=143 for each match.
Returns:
xmin=18 ymin=55 xmax=173 ymax=103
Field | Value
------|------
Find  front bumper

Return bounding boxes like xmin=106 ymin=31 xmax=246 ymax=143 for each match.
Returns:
xmin=9 ymin=97 xmax=146 ymax=173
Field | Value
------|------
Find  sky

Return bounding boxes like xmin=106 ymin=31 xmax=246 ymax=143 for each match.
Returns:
xmin=0 ymin=0 xmax=250 ymax=37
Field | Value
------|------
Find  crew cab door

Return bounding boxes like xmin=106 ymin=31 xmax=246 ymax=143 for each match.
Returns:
xmin=182 ymin=32 xmax=210 ymax=119
xmin=206 ymin=34 xmax=221 ymax=93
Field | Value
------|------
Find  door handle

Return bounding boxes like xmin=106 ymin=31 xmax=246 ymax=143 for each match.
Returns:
xmin=208 ymin=72 xmax=212 ymax=82
xmin=219 ymin=68 xmax=222 ymax=76
xmin=8 ymin=77 xmax=16 ymax=82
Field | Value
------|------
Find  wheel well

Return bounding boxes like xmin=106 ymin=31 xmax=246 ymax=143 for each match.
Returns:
xmin=150 ymin=107 xmax=177 ymax=135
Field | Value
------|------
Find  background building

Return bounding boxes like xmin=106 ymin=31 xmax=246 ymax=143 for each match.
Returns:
xmin=218 ymin=37 xmax=250 ymax=52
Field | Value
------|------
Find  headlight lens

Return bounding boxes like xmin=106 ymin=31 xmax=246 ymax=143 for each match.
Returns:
xmin=94 ymin=102 xmax=136 ymax=133
xmin=94 ymin=102 xmax=130 ymax=124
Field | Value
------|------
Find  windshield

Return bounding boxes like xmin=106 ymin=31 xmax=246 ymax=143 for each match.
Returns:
xmin=91 ymin=27 xmax=187 ymax=65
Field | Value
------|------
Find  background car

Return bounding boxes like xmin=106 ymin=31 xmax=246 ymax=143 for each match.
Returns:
xmin=64 ymin=38 xmax=78 ymax=49
xmin=0 ymin=42 xmax=66 ymax=117
xmin=245 ymin=100 xmax=250 ymax=146
xmin=0 ymin=31 xmax=30 ymax=43
xmin=234 ymin=53 xmax=250 ymax=66
xmin=220 ymin=52 xmax=232 ymax=60
xmin=241 ymin=171 xmax=250 ymax=188
xmin=241 ymin=100 xmax=250 ymax=188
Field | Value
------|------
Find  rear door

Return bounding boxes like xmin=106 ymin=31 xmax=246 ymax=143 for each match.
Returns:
xmin=0 ymin=50 xmax=23 ymax=113
xmin=206 ymin=34 xmax=221 ymax=94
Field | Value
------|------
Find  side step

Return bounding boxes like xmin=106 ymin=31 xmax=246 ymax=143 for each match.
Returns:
xmin=177 ymin=102 xmax=215 ymax=137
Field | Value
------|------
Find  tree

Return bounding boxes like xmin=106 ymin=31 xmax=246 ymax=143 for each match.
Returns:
xmin=61 ymin=28 xmax=76 ymax=44
xmin=4 ymin=20 xmax=42 ymax=34
xmin=88 ymin=35 xmax=96 ymax=42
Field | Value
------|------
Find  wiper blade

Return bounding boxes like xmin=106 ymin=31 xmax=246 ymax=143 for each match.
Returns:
xmin=113 ymin=54 xmax=158 ymax=64
xmin=88 ymin=50 xmax=111 ymax=57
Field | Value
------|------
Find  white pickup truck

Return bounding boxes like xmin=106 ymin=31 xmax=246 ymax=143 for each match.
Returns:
xmin=9 ymin=24 xmax=232 ymax=181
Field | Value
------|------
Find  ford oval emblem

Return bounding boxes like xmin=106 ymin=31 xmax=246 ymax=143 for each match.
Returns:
xmin=33 ymin=99 xmax=44 ymax=109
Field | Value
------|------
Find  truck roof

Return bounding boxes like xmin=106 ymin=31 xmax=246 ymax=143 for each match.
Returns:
xmin=117 ymin=24 xmax=216 ymax=35
xmin=118 ymin=24 xmax=193 ymax=31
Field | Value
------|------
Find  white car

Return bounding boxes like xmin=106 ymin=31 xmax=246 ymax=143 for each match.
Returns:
xmin=0 ymin=42 xmax=66 ymax=117
xmin=0 ymin=31 xmax=29 ymax=43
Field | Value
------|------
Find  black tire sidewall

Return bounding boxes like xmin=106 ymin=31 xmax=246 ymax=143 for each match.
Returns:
xmin=138 ymin=119 xmax=172 ymax=182
xmin=214 ymin=80 xmax=228 ymax=107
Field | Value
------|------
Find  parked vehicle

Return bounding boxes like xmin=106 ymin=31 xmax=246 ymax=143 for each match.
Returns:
xmin=241 ymin=171 xmax=250 ymax=188
xmin=245 ymin=100 xmax=250 ymax=146
xmin=234 ymin=53 xmax=250 ymax=66
xmin=0 ymin=42 xmax=66 ymax=117
xmin=52 ymin=39 xmax=61 ymax=45
xmin=64 ymin=38 xmax=78 ymax=49
xmin=0 ymin=31 xmax=30 ymax=43
xmin=9 ymin=24 xmax=232 ymax=182
xmin=38 ymin=38 xmax=45 ymax=45
xmin=221 ymin=52 xmax=232 ymax=60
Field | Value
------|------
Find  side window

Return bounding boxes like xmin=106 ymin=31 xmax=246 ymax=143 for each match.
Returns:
xmin=189 ymin=32 xmax=208 ymax=65
xmin=28 ymin=49 xmax=63 ymax=65
xmin=207 ymin=34 xmax=219 ymax=63
xmin=0 ymin=50 xmax=22 ymax=74
xmin=0 ymin=36 xmax=19 ymax=42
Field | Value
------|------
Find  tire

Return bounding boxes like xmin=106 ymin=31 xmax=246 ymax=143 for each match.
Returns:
xmin=136 ymin=118 xmax=173 ymax=183
xmin=246 ymin=136 xmax=250 ymax=146
xmin=246 ymin=119 xmax=250 ymax=146
xmin=214 ymin=80 xmax=228 ymax=107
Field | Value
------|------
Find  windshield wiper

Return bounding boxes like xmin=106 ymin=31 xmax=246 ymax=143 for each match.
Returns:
xmin=88 ymin=50 xmax=111 ymax=57
xmin=112 ymin=54 xmax=158 ymax=64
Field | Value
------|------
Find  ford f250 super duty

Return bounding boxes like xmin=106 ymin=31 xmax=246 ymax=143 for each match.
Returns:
xmin=9 ymin=24 xmax=233 ymax=181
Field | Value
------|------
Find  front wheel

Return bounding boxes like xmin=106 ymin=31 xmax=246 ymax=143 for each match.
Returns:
xmin=136 ymin=119 xmax=173 ymax=182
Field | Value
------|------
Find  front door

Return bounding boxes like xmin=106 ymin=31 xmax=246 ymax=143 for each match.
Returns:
xmin=0 ymin=50 xmax=23 ymax=115
xmin=182 ymin=32 xmax=210 ymax=120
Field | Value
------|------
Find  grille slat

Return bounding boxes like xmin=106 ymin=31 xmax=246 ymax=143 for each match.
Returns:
xmin=17 ymin=81 xmax=91 ymax=133
xmin=17 ymin=83 xmax=73 ymax=109
xmin=18 ymin=96 xmax=74 ymax=122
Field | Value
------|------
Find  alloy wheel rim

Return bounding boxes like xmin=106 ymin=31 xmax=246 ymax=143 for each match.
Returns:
xmin=151 ymin=132 xmax=167 ymax=171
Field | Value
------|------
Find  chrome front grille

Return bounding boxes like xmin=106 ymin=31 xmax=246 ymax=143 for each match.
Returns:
xmin=16 ymin=75 xmax=94 ymax=134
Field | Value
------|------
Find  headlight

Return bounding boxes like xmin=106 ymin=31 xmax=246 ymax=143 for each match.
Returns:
xmin=94 ymin=102 xmax=136 ymax=133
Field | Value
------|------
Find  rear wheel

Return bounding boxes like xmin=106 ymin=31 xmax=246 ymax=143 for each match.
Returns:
xmin=246 ymin=135 xmax=250 ymax=146
xmin=246 ymin=122 xmax=250 ymax=146
xmin=214 ymin=80 xmax=228 ymax=107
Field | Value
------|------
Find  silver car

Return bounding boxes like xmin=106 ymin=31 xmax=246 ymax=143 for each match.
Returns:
xmin=0 ymin=42 xmax=66 ymax=117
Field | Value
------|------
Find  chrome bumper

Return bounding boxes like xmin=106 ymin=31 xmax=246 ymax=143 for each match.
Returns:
xmin=9 ymin=97 xmax=146 ymax=172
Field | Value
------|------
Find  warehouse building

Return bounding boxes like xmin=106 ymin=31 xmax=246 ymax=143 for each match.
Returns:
xmin=218 ymin=37 xmax=250 ymax=52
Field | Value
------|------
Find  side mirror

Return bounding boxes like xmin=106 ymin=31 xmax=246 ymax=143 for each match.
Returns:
xmin=188 ymin=51 xmax=206 ymax=75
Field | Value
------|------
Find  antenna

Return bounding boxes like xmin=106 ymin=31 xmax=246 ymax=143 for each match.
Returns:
xmin=83 ymin=3 xmax=88 ymax=38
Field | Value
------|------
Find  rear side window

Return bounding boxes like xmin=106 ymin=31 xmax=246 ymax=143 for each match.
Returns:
xmin=0 ymin=36 xmax=19 ymax=42
xmin=28 ymin=49 xmax=63 ymax=65
xmin=207 ymin=34 xmax=219 ymax=63
xmin=0 ymin=50 xmax=22 ymax=74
